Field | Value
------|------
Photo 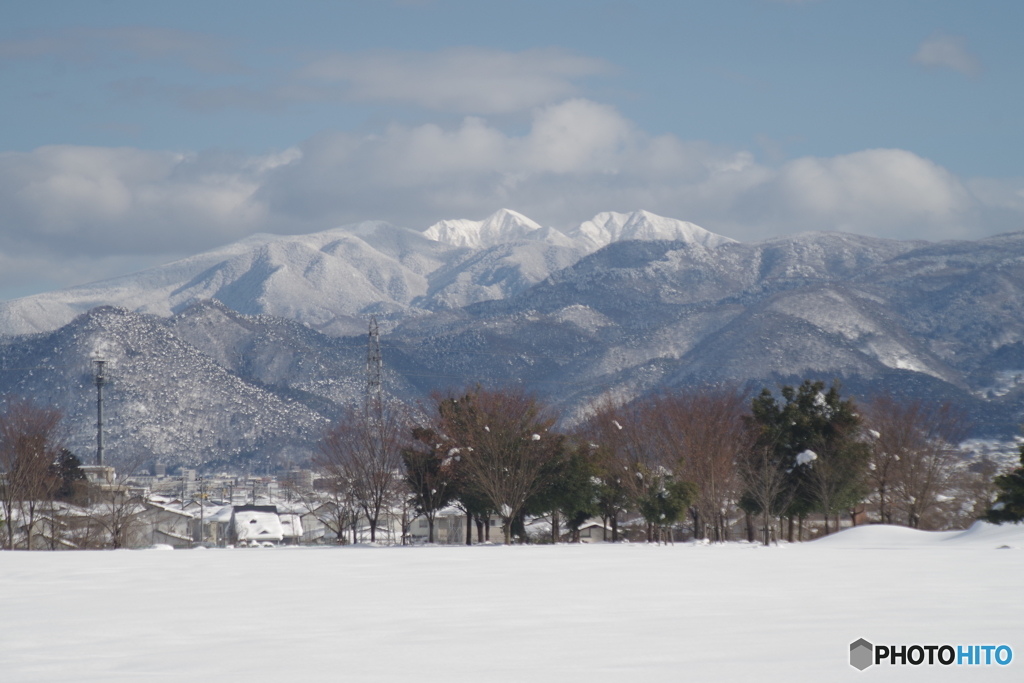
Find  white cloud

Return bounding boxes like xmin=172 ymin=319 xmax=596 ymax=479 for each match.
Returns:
xmin=296 ymin=47 xmax=611 ymax=114
xmin=732 ymin=149 xmax=976 ymax=238
xmin=912 ymin=33 xmax=983 ymax=77
xmin=1 ymin=99 xmax=1021 ymax=294
xmin=0 ymin=145 xmax=275 ymax=256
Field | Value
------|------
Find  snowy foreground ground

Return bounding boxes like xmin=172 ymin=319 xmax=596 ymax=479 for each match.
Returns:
xmin=2 ymin=523 xmax=1023 ymax=683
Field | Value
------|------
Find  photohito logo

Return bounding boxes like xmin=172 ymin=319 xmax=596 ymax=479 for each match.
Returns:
xmin=849 ymin=639 xmax=1012 ymax=670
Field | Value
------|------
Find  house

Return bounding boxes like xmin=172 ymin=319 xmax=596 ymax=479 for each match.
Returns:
xmin=575 ymin=519 xmax=613 ymax=543
xmin=139 ymin=502 xmax=194 ymax=548
xmin=201 ymin=504 xmax=235 ymax=546
xmin=231 ymin=505 xmax=284 ymax=546
xmin=408 ymin=507 xmax=505 ymax=544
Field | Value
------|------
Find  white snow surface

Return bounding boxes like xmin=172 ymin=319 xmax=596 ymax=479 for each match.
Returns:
xmin=1 ymin=522 xmax=1021 ymax=682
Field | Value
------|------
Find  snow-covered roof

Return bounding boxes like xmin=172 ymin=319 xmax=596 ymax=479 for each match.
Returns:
xmin=234 ymin=510 xmax=284 ymax=542
xmin=279 ymin=513 xmax=304 ymax=539
xmin=145 ymin=502 xmax=194 ymax=518
xmin=206 ymin=505 xmax=235 ymax=523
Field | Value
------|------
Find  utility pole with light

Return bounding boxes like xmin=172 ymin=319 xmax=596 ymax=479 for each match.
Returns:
xmin=94 ymin=359 xmax=106 ymax=467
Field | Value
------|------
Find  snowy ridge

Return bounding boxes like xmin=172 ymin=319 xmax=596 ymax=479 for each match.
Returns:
xmin=570 ymin=210 xmax=736 ymax=251
xmin=0 ymin=209 xmax=732 ymax=337
xmin=423 ymin=208 xmax=545 ymax=248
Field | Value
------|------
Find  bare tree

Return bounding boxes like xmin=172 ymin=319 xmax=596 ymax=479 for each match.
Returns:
xmin=580 ymin=394 xmax=708 ymax=543
xmin=435 ymin=386 xmax=564 ymax=544
xmin=800 ymin=438 xmax=869 ymax=535
xmin=0 ymin=397 xmax=63 ymax=550
xmin=314 ymin=400 xmax=408 ymax=543
xmin=580 ymin=395 xmax=663 ymax=541
xmin=279 ymin=471 xmax=353 ymax=544
xmin=650 ymin=386 xmax=748 ymax=541
xmin=862 ymin=395 xmax=916 ymax=525
xmin=85 ymin=454 xmax=147 ymax=549
xmin=738 ymin=437 xmax=792 ymax=545
xmin=863 ymin=398 xmax=969 ymax=528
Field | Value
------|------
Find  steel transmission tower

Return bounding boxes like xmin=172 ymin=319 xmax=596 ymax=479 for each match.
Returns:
xmin=366 ymin=315 xmax=383 ymax=414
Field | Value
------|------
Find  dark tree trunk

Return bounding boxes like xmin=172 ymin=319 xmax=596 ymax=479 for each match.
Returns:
xmin=466 ymin=512 xmax=472 ymax=545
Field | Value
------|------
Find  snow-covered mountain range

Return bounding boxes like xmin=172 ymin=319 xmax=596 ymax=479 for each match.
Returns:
xmin=3 ymin=208 xmax=1024 ymax=468
xmin=0 ymin=209 xmax=715 ymax=337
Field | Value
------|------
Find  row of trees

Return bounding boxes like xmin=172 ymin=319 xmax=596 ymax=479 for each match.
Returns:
xmin=3 ymin=379 xmax=1011 ymax=550
xmin=313 ymin=380 xmax=1003 ymax=546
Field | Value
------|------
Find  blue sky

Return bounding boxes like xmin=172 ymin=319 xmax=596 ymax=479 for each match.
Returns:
xmin=1 ymin=0 xmax=1022 ymax=298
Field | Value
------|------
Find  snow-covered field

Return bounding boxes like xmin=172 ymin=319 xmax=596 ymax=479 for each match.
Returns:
xmin=2 ymin=523 xmax=1022 ymax=682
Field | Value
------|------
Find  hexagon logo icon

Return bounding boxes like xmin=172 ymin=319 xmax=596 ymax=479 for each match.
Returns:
xmin=850 ymin=638 xmax=873 ymax=670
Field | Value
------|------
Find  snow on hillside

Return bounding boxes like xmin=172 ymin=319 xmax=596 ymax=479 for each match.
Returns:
xmin=0 ymin=209 xmax=734 ymax=337
xmin=2 ymin=523 xmax=1021 ymax=682
xmin=423 ymin=208 xmax=547 ymax=248
xmin=570 ymin=210 xmax=736 ymax=251
xmin=0 ymin=222 xmax=441 ymax=337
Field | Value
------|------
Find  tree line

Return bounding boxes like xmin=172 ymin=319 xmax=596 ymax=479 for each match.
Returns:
xmin=313 ymin=379 xmax=1010 ymax=546
xmin=2 ymin=378 xmax=1019 ymax=550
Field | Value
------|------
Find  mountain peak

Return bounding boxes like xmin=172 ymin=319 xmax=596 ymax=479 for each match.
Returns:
xmin=423 ymin=209 xmax=543 ymax=248
xmin=570 ymin=210 xmax=736 ymax=251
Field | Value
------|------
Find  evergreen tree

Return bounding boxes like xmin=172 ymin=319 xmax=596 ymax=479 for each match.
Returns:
xmin=50 ymin=449 xmax=87 ymax=504
xmin=528 ymin=443 xmax=600 ymax=542
xmin=744 ymin=380 xmax=869 ymax=538
xmin=984 ymin=444 xmax=1024 ymax=524
xmin=401 ymin=427 xmax=457 ymax=543
xmin=636 ymin=476 xmax=697 ymax=543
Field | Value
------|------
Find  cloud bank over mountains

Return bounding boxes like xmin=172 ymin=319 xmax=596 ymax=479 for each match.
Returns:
xmin=2 ymin=95 xmax=1022 ymax=299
